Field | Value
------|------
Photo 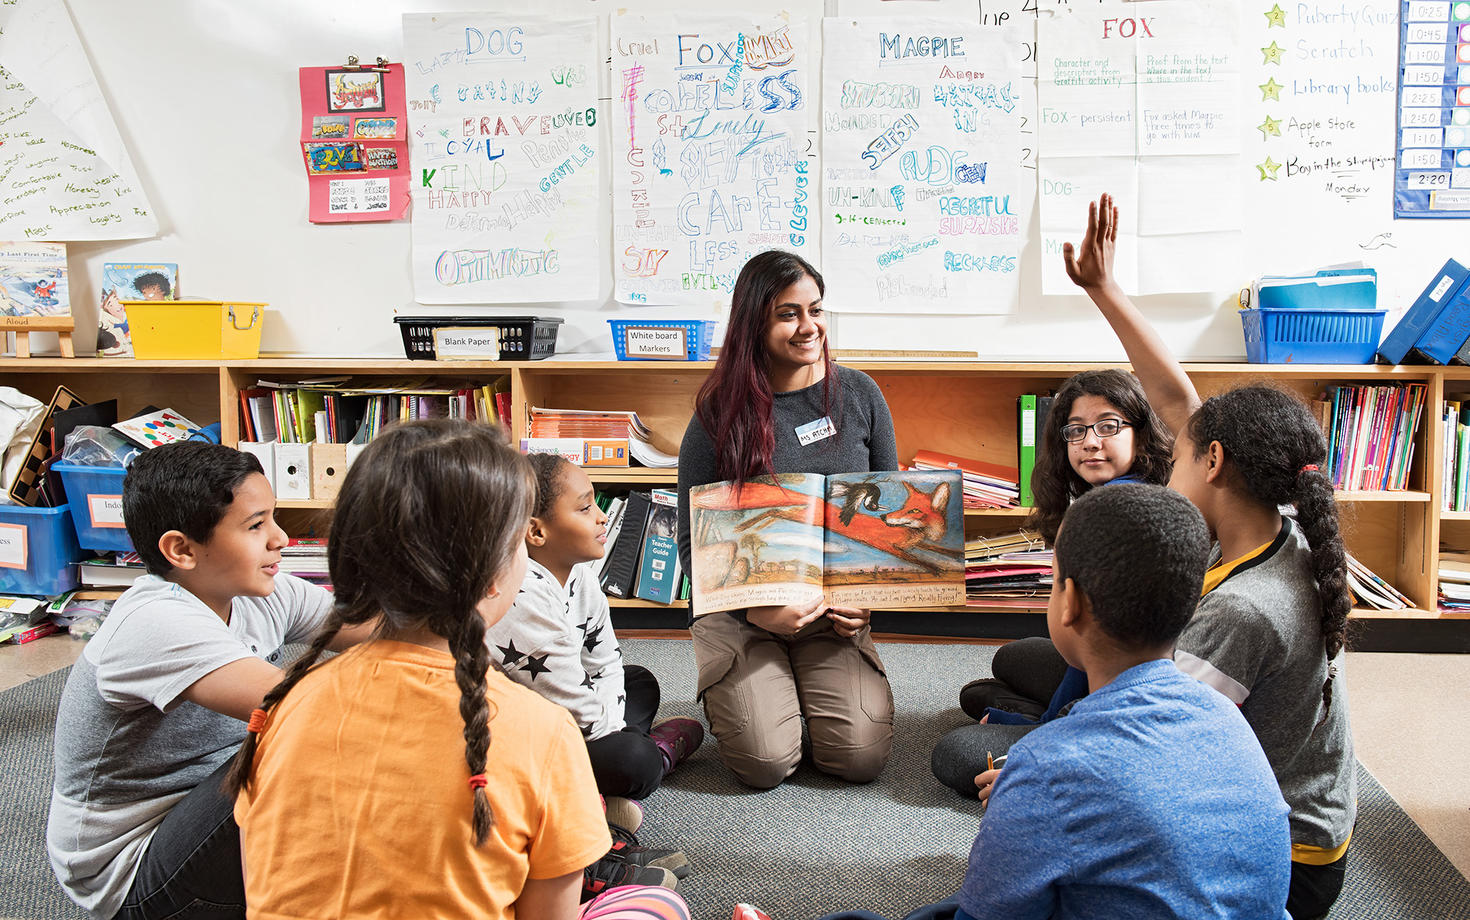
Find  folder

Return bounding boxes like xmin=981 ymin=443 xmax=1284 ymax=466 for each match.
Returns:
xmin=272 ymin=442 xmax=311 ymax=500
xmin=1017 ymin=395 xmax=1037 ymax=508
xmin=1411 ymin=275 xmax=1470 ymax=365
xmin=309 ymin=443 xmax=348 ymax=501
xmin=1253 ymin=268 xmax=1377 ymax=311
xmin=1378 ymin=259 xmax=1470 ymax=365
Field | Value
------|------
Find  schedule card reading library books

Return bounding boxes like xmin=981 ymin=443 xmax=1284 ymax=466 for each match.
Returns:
xmin=688 ymin=471 xmax=965 ymax=615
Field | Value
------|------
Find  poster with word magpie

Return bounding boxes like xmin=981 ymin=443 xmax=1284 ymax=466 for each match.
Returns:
xmin=821 ymin=18 xmax=1023 ymax=315
xmin=612 ymin=11 xmax=814 ymax=306
xmin=404 ymin=14 xmax=600 ymax=302
xmin=1037 ymin=0 xmax=1244 ymax=295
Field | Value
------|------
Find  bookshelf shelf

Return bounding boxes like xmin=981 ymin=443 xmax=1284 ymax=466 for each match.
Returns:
xmin=276 ymin=499 xmax=334 ymax=510
xmin=4 ymin=356 xmax=1463 ymax=650
xmin=610 ymin=598 xmax=689 ymax=610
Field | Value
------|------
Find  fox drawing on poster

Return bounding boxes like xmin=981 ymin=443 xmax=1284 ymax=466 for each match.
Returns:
xmin=688 ymin=470 xmax=965 ymax=615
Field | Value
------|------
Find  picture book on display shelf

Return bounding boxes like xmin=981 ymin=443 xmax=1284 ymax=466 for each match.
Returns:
xmin=97 ymin=262 xmax=178 ymax=357
xmin=688 ymin=471 xmax=965 ymax=615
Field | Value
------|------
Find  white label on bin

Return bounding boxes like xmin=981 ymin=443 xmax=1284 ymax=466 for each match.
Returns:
xmin=0 ymin=523 xmax=27 ymax=570
xmin=89 ymin=495 xmax=127 ymax=529
xmin=623 ymin=326 xmax=687 ymax=359
xmin=434 ymin=327 xmax=501 ymax=359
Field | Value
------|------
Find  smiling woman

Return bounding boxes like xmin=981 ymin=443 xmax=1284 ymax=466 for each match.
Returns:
xmin=676 ymin=250 xmax=900 ymax=790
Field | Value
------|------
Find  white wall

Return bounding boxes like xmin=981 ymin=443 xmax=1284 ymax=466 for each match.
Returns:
xmin=55 ymin=0 xmax=1461 ymax=360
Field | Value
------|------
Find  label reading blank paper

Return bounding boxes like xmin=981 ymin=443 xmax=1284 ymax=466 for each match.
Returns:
xmin=0 ymin=523 xmax=27 ymax=570
xmin=89 ymin=495 xmax=127 ymax=529
xmin=435 ymin=327 xmax=500 ymax=358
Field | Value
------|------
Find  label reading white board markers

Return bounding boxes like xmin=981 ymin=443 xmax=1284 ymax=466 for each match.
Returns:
xmin=622 ymin=327 xmax=688 ymax=359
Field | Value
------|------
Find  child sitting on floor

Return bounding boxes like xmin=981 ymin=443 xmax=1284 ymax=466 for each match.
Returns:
xmin=487 ymin=454 xmax=703 ymax=825
xmin=811 ymin=484 xmax=1293 ymax=920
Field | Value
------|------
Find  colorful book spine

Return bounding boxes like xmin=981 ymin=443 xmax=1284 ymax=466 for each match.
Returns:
xmin=1017 ymin=394 xmax=1037 ymax=508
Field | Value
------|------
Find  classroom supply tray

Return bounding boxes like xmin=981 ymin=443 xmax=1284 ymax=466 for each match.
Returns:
xmin=0 ymin=503 xmax=83 ymax=596
xmin=608 ymin=319 xmax=718 ymax=361
xmin=1240 ymin=307 xmax=1387 ymax=364
xmin=51 ymin=463 xmax=134 ymax=553
xmin=123 ymin=301 xmax=264 ymax=360
xmin=394 ymin=316 xmax=563 ymax=360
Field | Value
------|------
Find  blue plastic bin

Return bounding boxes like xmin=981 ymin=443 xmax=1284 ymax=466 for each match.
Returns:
xmin=51 ymin=462 xmax=134 ymax=553
xmin=0 ymin=503 xmax=83 ymax=596
xmin=1240 ymin=307 xmax=1387 ymax=364
xmin=609 ymin=319 xmax=718 ymax=361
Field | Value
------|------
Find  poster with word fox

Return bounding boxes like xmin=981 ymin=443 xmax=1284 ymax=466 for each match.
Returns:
xmin=688 ymin=470 xmax=965 ymax=615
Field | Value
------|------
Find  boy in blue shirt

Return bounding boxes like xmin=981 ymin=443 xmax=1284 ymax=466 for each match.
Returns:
xmin=808 ymin=483 xmax=1292 ymax=920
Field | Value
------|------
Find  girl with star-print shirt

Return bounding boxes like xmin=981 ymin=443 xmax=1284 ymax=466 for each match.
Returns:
xmin=486 ymin=454 xmax=704 ymax=801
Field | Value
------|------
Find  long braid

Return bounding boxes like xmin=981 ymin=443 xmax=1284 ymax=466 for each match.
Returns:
xmin=446 ymin=608 xmax=495 ymax=845
xmin=223 ymin=611 xmax=346 ymax=798
xmin=1294 ymin=467 xmax=1352 ymax=717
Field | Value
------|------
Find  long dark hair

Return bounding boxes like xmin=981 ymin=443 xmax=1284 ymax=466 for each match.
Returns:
xmin=1027 ymin=369 xmax=1173 ymax=545
xmin=696 ymin=250 xmax=838 ymax=483
xmin=224 ymin=420 xmax=534 ymax=846
xmin=1186 ymin=385 xmax=1351 ymax=717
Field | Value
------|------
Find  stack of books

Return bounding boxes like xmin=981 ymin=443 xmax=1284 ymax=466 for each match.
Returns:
xmin=528 ymin=407 xmax=677 ymax=468
xmin=1438 ymin=550 xmax=1470 ymax=612
xmin=239 ymin=376 xmax=512 ymax=445
xmin=1441 ymin=399 xmax=1470 ymax=511
xmin=964 ymin=530 xmax=1051 ymax=607
xmin=279 ymin=538 xmax=330 ymax=586
xmin=1320 ymin=383 xmax=1427 ymax=491
xmin=79 ymin=552 xmax=147 ymax=589
xmin=1345 ymin=552 xmax=1413 ymax=611
xmin=910 ymin=449 xmax=1019 ymax=509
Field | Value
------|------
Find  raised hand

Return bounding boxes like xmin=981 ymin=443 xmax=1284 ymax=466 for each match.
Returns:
xmin=1062 ymin=192 xmax=1120 ymax=292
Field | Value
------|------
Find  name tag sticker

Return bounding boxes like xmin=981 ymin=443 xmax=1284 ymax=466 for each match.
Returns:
xmin=795 ymin=415 xmax=836 ymax=446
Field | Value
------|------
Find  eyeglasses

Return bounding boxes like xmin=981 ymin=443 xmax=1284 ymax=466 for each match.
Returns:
xmin=1060 ymin=419 xmax=1132 ymax=442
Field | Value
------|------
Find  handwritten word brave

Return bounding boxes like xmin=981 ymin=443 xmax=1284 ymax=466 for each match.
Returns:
xmin=880 ymin=33 xmax=966 ymax=59
xmin=789 ymin=159 xmax=809 ymax=247
xmin=840 ymin=80 xmax=920 ymax=110
xmin=863 ymin=114 xmax=920 ymax=170
xmin=435 ymin=247 xmax=558 ymax=285
xmin=462 ymin=110 xmax=596 ymax=138
xmin=456 ymin=79 xmax=541 ymax=104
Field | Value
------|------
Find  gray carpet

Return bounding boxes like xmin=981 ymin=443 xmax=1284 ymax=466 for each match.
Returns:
xmin=3 ymin=641 xmax=1467 ymax=920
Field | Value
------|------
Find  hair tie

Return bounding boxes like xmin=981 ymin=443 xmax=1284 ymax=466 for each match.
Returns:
xmin=467 ymin=774 xmax=488 ymax=790
xmin=1300 ymin=464 xmax=1319 ymax=474
xmin=246 ymin=708 xmax=269 ymax=734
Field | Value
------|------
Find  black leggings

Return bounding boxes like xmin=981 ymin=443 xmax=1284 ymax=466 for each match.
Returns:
xmin=584 ymin=665 xmax=665 ymax=800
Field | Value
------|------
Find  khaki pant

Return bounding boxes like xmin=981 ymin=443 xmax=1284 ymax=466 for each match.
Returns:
xmin=692 ymin=613 xmax=894 ymax=789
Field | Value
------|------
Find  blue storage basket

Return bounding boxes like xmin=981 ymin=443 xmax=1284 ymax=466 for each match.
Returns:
xmin=609 ymin=319 xmax=718 ymax=361
xmin=1240 ymin=307 xmax=1387 ymax=364
xmin=0 ymin=503 xmax=83 ymax=596
xmin=51 ymin=462 xmax=134 ymax=553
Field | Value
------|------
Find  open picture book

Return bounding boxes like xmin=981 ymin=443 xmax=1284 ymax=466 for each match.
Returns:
xmin=688 ymin=470 xmax=966 ymax=616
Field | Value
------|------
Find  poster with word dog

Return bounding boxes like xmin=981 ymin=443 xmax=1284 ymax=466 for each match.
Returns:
xmin=821 ymin=18 xmax=1023 ymax=315
xmin=298 ymin=64 xmax=410 ymax=223
xmin=612 ymin=11 xmax=814 ymax=306
xmin=404 ymin=14 xmax=600 ymax=303
xmin=688 ymin=470 xmax=965 ymax=615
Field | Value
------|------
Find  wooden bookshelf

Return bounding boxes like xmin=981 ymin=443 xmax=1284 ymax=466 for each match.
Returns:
xmin=0 ymin=356 xmax=1462 ymax=650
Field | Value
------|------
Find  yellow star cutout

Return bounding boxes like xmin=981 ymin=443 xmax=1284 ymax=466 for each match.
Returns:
xmin=1258 ymin=115 xmax=1282 ymax=139
xmin=1261 ymin=41 xmax=1284 ymax=65
xmin=1260 ymin=77 xmax=1283 ymax=102
xmin=1258 ymin=156 xmax=1282 ymax=180
xmin=1265 ymin=4 xmax=1287 ymax=26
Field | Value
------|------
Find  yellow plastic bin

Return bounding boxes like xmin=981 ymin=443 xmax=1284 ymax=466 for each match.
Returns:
xmin=122 ymin=300 xmax=265 ymax=359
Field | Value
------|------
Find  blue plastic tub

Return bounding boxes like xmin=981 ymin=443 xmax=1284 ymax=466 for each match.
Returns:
xmin=609 ymin=319 xmax=718 ymax=361
xmin=0 ymin=503 xmax=83 ymax=596
xmin=1240 ymin=307 xmax=1387 ymax=364
xmin=51 ymin=462 xmax=134 ymax=553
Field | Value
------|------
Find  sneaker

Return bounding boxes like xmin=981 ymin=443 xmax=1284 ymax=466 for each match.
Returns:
xmin=733 ymin=906 xmax=774 ymax=920
xmin=649 ymin=717 xmax=704 ymax=775
xmin=603 ymin=795 xmax=644 ymax=834
xmin=582 ymin=855 xmax=677 ymax=902
xmin=607 ymin=822 xmax=692 ymax=879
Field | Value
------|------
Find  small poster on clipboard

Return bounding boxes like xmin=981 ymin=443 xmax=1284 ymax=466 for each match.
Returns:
xmin=298 ymin=59 xmax=410 ymax=223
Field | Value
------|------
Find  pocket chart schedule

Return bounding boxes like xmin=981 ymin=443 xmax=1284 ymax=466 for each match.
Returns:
xmin=1395 ymin=0 xmax=1470 ymax=217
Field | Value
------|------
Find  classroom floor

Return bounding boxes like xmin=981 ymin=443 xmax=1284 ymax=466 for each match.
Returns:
xmin=3 ymin=636 xmax=1467 ymax=881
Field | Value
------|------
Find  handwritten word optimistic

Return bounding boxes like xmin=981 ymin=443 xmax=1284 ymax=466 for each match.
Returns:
xmin=880 ymin=33 xmax=967 ymax=59
xmin=863 ymin=114 xmax=920 ymax=170
xmin=841 ymin=80 xmax=920 ymax=110
xmin=789 ymin=159 xmax=810 ymax=247
xmin=435 ymin=248 xmax=558 ymax=285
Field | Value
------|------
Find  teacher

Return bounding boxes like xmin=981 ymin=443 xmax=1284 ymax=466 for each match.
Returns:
xmin=676 ymin=250 xmax=898 ymax=789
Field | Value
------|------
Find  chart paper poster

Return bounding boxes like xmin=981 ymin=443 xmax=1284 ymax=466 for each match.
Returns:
xmin=298 ymin=64 xmax=411 ymax=224
xmin=612 ymin=12 xmax=814 ymax=306
xmin=1038 ymin=1 xmax=1243 ymax=295
xmin=404 ymin=14 xmax=600 ymax=303
xmin=1395 ymin=0 xmax=1470 ymax=217
xmin=821 ymin=18 xmax=1023 ymax=315
xmin=0 ymin=0 xmax=157 ymax=241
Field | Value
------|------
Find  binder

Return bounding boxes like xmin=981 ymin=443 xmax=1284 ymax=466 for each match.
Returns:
xmin=1017 ymin=394 xmax=1038 ymax=507
xmin=1410 ymin=274 xmax=1470 ymax=365
xmin=1378 ymin=259 xmax=1470 ymax=364
xmin=600 ymin=490 xmax=650 ymax=599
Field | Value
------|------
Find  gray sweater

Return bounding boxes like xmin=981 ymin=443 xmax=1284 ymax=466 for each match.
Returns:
xmin=676 ymin=366 xmax=899 ymax=595
xmin=1175 ymin=519 xmax=1357 ymax=852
